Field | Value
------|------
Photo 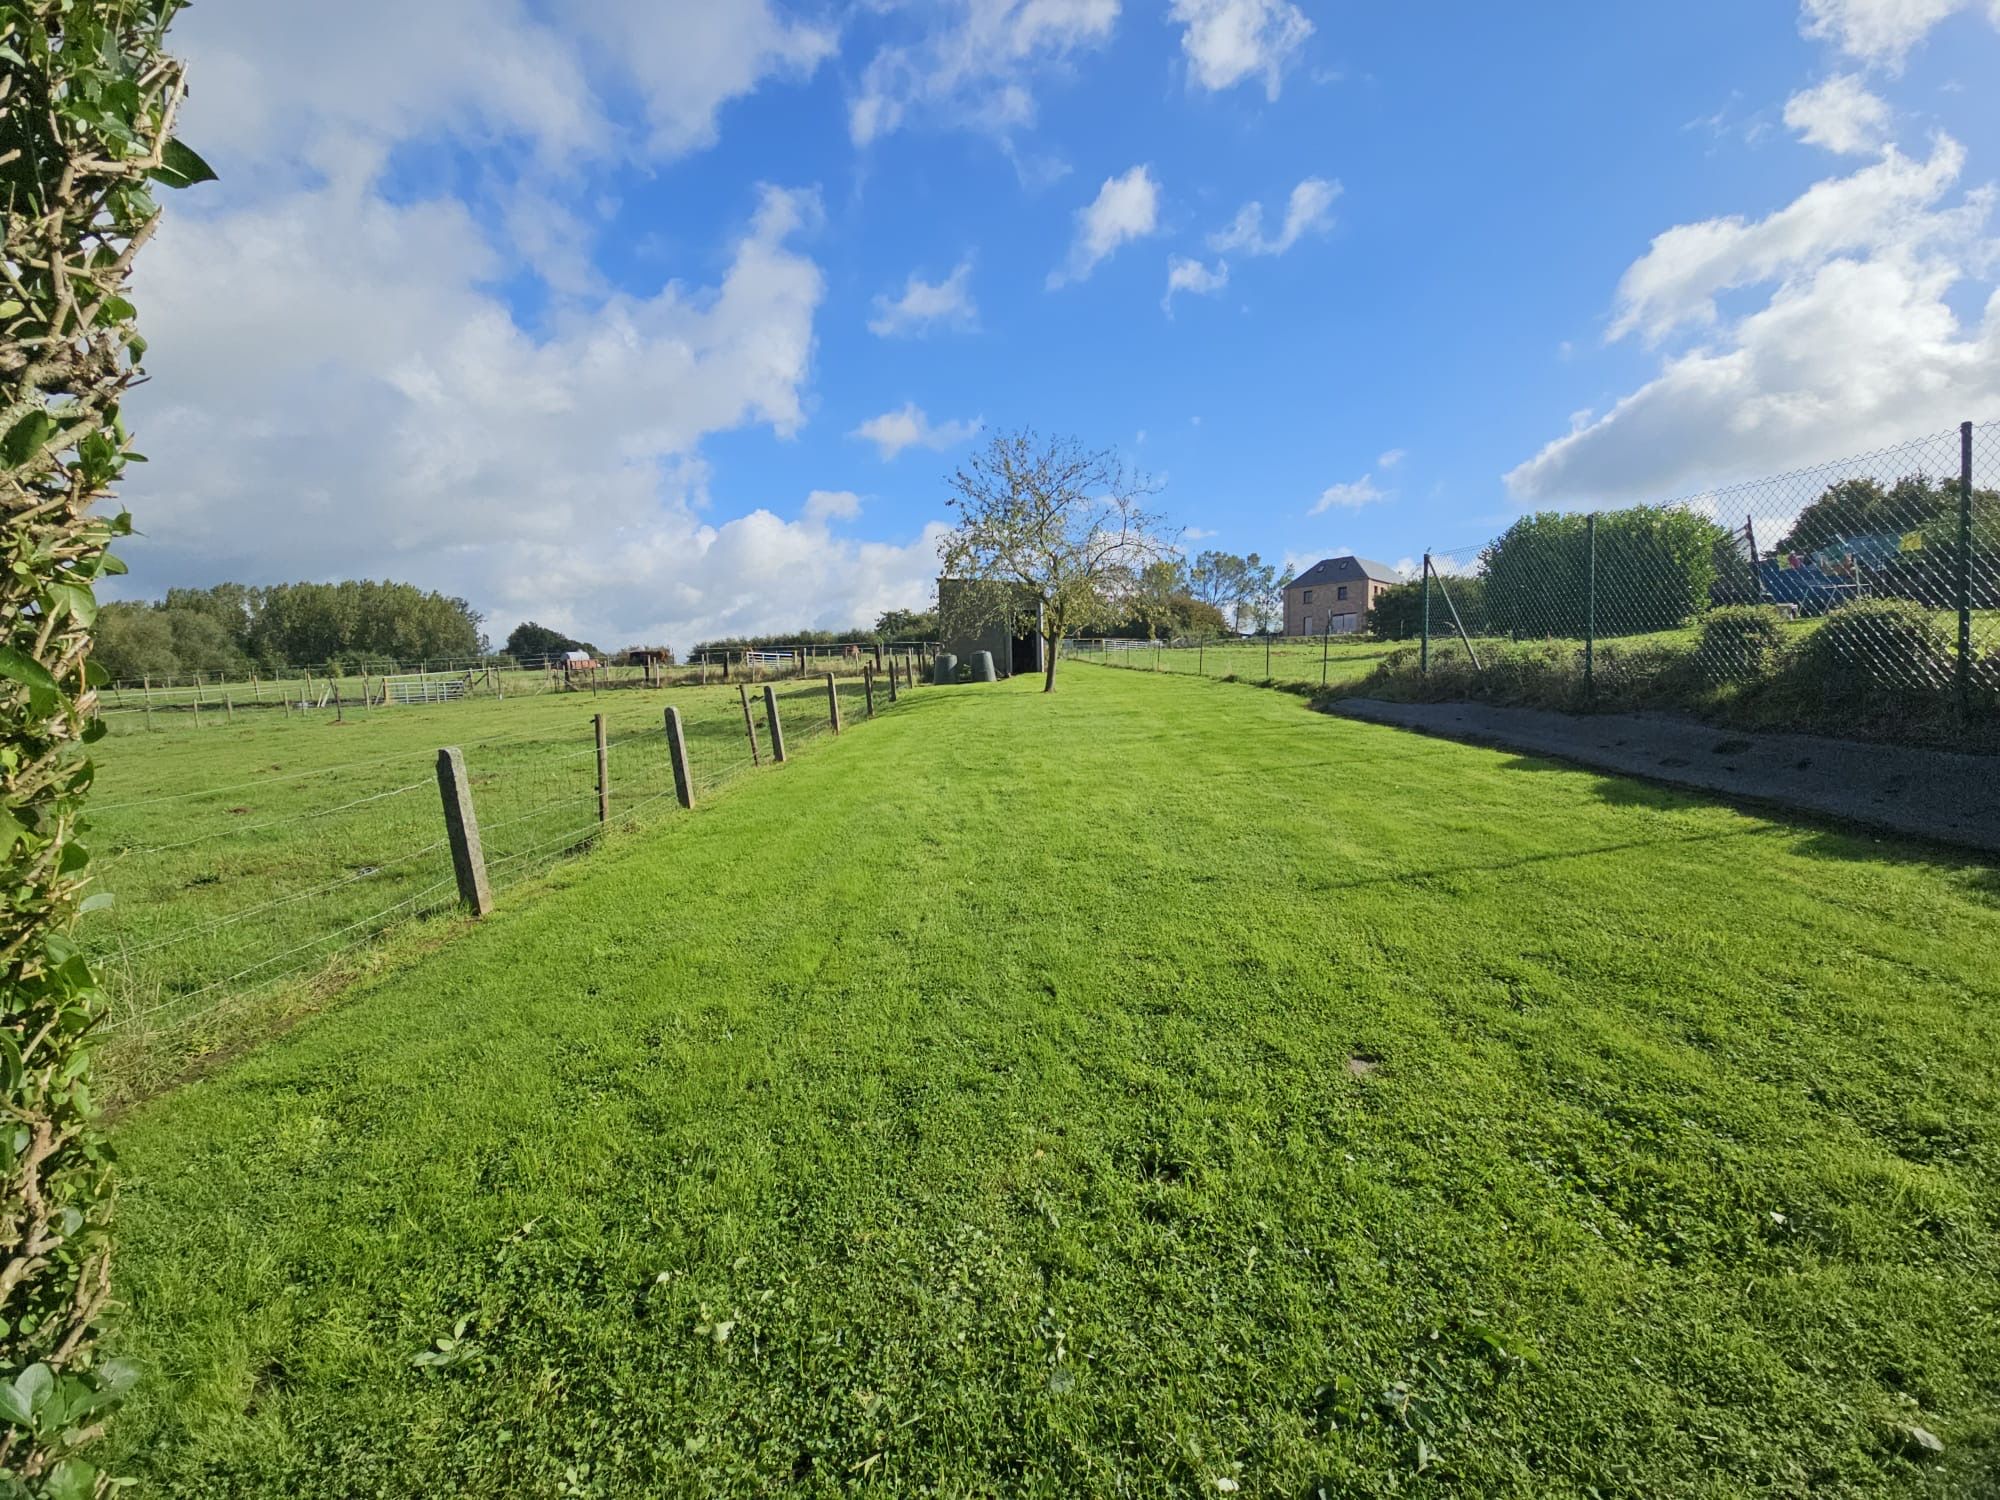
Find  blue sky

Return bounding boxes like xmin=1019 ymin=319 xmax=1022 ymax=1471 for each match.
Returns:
xmin=119 ymin=0 xmax=2000 ymax=650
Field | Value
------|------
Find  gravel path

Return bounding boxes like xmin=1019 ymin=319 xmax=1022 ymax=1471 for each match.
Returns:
xmin=1331 ymin=698 xmax=2000 ymax=856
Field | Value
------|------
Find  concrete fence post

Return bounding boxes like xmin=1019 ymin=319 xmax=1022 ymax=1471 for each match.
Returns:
xmin=825 ymin=671 xmax=842 ymax=733
xmin=436 ymin=746 xmax=495 ymax=917
xmin=595 ymin=713 xmax=610 ymax=823
xmin=738 ymin=684 xmax=762 ymax=766
xmin=764 ymin=684 xmax=787 ymax=763
xmin=665 ymin=706 xmax=695 ymax=809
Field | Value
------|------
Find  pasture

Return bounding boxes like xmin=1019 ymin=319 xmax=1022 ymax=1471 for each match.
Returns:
xmin=101 ymin=667 xmax=2000 ymax=1495
xmin=85 ymin=670 xmax=883 ymax=1096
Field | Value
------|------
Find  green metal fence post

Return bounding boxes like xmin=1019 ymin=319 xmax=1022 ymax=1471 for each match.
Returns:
xmin=1958 ymin=420 xmax=1974 ymax=726
xmin=1421 ymin=553 xmax=1432 ymax=676
xmin=1321 ymin=624 xmax=1329 ymax=686
xmin=1585 ymin=512 xmax=1598 ymax=700
xmin=1264 ymin=634 xmax=1271 ymax=679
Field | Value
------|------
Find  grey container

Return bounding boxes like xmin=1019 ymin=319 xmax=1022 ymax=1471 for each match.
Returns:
xmin=970 ymin=650 xmax=997 ymax=682
xmin=932 ymin=653 xmax=959 ymax=685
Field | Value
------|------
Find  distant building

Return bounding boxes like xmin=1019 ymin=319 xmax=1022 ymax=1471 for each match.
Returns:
xmin=1282 ymin=557 xmax=1403 ymax=637
xmin=937 ymin=578 xmax=1045 ymax=677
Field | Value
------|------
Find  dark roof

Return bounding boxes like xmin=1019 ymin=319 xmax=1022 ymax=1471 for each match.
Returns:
xmin=1284 ymin=555 xmax=1404 ymax=590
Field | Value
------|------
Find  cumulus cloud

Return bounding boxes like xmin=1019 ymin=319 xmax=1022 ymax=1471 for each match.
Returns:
xmin=1209 ymin=177 xmax=1340 ymax=256
xmin=868 ymin=261 xmax=978 ymax=337
xmin=1169 ymin=0 xmax=1313 ymax=99
xmin=849 ymin=0 xmax=1119 ymax=146
xmin=1049 ymin=165 xmax=1162 ymax=287
xmin=1798 ymin=0 xmax=1998 ymax=67
xmin=1162 ymin=255 xmax=1229 ymax=312
xmin=1507 ymin=132 xmax=2000 ymax=505
xmin=1312 ymin=475 xmax=1389 ymax=513
xmin=851 ymin=403 xmax=983 ymax=461
xmin=1607 ymin=135 xmax=1975 ymax=343
xmin=112 ymin=1 xmax=952 ymax=652
xmin=179 ymin=0 xmax=832 ymax=171
xmin=1783 ymin=73 xmax=1892 ymax=154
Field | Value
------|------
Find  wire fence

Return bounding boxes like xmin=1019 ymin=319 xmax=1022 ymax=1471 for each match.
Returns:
xmin=94 ymin=642 xmax=940 ymax=729
xmin=1071 ymin=420 xmax=1999 ymax=731
xmin=85 ymin=661 xmax=922 ymax=1094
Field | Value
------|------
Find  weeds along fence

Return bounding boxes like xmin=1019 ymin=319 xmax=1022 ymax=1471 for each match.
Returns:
xmin=94 ymin=643 xmax=940 ymax=734
xmin=85 ymin=659 xmax=925 ymax=1092
xmin=1074 ymin=420 xmax=2000 ymax=735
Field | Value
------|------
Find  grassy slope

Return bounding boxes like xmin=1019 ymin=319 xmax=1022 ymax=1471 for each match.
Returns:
xmin=106 ymin=669 xmax=2000 ymax=1496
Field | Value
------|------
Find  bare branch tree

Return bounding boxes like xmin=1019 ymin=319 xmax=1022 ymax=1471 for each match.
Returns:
xmin=938 ymin=431 xmax=1174 ymax=691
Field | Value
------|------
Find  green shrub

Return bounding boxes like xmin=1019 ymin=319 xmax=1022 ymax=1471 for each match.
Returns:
xmin=1798 ymin=598 xmax=1955 ymax=693
xmin=1694 ymin=605 xmax=1789 ymax=680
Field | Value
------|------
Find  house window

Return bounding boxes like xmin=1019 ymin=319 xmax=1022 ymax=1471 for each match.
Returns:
xmin=1336 ymin=585 xmax=1348 ymax=601
xmin=1302 ymin=589 xmax=1314 ymax=604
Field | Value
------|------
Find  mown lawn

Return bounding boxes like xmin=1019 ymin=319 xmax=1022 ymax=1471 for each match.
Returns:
xmin=105 ymin=667 xmax=2000 ymax=1496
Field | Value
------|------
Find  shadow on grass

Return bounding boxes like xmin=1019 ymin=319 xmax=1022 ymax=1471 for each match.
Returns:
xmin=1310 ymin=826 xmax=1777 ymax=894
xmin=1492 ymin=752 xmax=2000 ymax=878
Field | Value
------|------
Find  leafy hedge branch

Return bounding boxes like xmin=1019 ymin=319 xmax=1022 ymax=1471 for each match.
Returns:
xmin=0 ymin=2 xmax=202 ymax=1493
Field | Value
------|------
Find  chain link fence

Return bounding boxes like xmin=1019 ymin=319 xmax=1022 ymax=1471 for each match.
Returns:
xmin=1362 ymin=419 xmax=1996 ymax=735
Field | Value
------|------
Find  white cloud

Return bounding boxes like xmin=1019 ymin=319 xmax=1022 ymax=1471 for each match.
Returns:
xmin=110 ymin=2 xmax=956 ymax=653
xmin=1050 ymin=165 xmax=1161 ymax=287
xmin=1377 ymin=448 xmax=1407 ymax=469
xmin=803 ymin=489 xmax=864 ymax=523
xmin=1783 ymin=73 xmax=1892 ymax=154
xmin=176 ymin=0 xmax=832 ymax=171
xmin=851 ymin=403 xmax=983 ymax=460
xmin=1312 ymin=475 xmax=1389 ymax=513
xmin=850 ymin=0 xmax=1119 ymax=146
xmin=1607 ymin=136 xmax=1976 ymax=343
xmin=868 ymin=261 xmax=979 ymax=337
xmin=1169 ymin=0 xmax=1313 ymax=99
xmin=1162 ymin=255 xmax=1229 ymax=312
xmin=1507 ymin=133 xmax=2000 ymax=505
xmin=1798 ymin=0 xmax=1998 ymax=67
xmin=1209 ymin=177 xmax=1340 ymax=256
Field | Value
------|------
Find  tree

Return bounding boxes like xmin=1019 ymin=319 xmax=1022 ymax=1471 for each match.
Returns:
xmin=939 ymin=431 xmax=1172 ymax=692
xmin=504 ymin=621 xmax=595 ymax=664
xmin=0 ymin=3 xmax=203 ymax=1487
xmin=1185 ymin=550 xmax=1279 ymax=632
xmin=1132 ymin=559 xmax=1189 ymax=639
xmin=873 ymin=606 xmax=938 ymax=641
xmin=1481 ymin=506 xmax=1729 ymax=638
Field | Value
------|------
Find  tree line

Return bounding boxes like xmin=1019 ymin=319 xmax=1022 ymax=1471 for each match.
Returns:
xmin=96 ymin=580 xmax=485 ymax=680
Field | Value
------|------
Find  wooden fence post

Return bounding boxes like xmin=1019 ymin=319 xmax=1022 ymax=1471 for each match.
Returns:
xmin=863 ymin=665 xmax=876 ymax=718
xmin=825 ymin=672 xmax=842 ymax=733
xmin=436 ymin=746 xmax=495 ymax=917
xmin=738 ymin=684 xmax=762 ymax=766
xmin=595 ymin=713 xmax=610 ymax=822
xmin=664 ymin=706 xmax=695 ymax=809
xmin=764 ymin=685 xmax=787 ymax=763
xmin=886 ymin=662 xmax=899 ymax=703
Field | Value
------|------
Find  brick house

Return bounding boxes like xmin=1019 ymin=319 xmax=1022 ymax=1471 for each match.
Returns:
xmin=1282 ymin=557 xmax=1403 ymax=637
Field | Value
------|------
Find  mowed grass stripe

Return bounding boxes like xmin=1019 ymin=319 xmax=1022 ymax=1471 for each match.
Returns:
xmin=108 ymin=669 xmax=2000 ymax=1496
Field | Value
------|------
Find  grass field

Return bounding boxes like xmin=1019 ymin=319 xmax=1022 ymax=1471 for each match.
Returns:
xmin=1068 ymin=636 xmax=1400 ymax=689
xmin=103 ymin=668 xmax=2000 ymax=1495
xmin=85 ymin=671 xmax=889 ymax=1095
